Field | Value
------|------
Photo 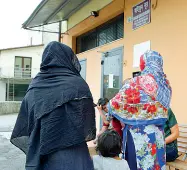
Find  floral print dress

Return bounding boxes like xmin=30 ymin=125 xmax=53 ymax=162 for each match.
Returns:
xmin=108 ymin=75 xmax=168 ymax=170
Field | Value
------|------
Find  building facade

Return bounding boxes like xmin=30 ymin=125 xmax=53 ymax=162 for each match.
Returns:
xmin=0 ymin=45 xmax=44 ymax=101
xmin=21 ymin=0 xmax=187 ymax=128
xmin=60 ymin=0 xmax=187 ymax=125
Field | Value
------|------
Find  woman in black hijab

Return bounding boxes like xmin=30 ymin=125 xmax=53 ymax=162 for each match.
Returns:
xmin=10 ymin=41 xmax=96 ymax=170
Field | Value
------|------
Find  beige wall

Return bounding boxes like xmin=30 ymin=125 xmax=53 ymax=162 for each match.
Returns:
xmin=123 ymin=0 xmax=187 ymax=124
xmin=62 ymin=0 xmax=187 ymax=124
xmin=68 ymin=0 xmax=112 ymax=30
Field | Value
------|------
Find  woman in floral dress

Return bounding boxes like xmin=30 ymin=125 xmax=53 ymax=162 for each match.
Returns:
xmin=108 ymin=51 xmax=172 ymax=170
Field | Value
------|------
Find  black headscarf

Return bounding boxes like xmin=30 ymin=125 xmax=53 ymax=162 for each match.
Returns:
xmin=10 ymin=42 xmax=95 ymax=159
xmin=27 ymin=41 xmax=93 ymax=119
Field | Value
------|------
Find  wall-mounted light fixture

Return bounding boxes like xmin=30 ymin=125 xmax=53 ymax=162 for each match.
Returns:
xmin=91 ymin=11 xmax=99 ymax=17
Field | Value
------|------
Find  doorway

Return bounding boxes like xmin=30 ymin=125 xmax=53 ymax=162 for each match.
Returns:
xmin=101 ymin=46 xmax=123 ymax=100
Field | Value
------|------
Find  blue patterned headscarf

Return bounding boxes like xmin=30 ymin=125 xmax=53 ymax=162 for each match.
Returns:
xmin=141 ymin=50 xmax=172 ymax=109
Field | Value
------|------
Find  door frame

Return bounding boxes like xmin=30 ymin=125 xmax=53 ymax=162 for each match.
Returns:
xmin=100 ymin=46 xmax=124 ymax=98
xmin=79 ymin=58 xmax=87 ymax=80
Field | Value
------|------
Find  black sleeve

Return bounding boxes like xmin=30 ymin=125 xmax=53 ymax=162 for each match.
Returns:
xmin=10 ymin=98 xmax=29 ymax=154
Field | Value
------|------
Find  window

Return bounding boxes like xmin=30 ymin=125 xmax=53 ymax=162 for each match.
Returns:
xmin=14 ymin=57 xmax=32 ymax=78
xmin=76 ymin=14 xmax=124 ymax=54
xmin=6 ymin=84 xmax=29 ymax=101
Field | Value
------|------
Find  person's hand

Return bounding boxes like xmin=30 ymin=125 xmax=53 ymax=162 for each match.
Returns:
xmin=97 ymin=105 xmax=102 ymax=111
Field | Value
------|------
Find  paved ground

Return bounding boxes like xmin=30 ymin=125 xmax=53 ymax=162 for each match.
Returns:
xmin=0 ymin=115 xmax=171 ymax=170
xmin=0 ymin=114 xmax=25 ymax=170
xmin=0 ymin=115 xmax=97 ymax=170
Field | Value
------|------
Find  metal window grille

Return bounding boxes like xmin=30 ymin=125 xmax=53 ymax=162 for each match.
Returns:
xmin=76 ymin=14 xmax=124 ymax=54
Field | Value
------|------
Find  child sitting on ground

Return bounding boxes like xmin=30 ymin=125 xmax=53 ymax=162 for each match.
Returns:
xmin=93 ymin=129 xmax=130 ymax=170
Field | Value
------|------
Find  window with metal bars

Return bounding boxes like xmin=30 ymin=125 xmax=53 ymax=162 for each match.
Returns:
xmin=76 ymin=14 xmax=124 ymax=54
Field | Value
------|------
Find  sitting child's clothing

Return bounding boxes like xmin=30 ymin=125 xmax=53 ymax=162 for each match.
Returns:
xmin=111 ymin=117 xmax=123 ymax=138
xmin=93 ymin=155 xmax=130 ymax=170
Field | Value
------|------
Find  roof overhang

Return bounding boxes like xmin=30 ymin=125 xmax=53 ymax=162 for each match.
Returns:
xmin=22 ymin=0 xmax=91 ymax=29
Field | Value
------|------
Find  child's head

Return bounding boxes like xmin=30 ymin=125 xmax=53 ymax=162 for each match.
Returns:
xmin=96 ymin=129 xmax=122 ymax=158
xmin=97 ymin=98 xmax=109 ymax=112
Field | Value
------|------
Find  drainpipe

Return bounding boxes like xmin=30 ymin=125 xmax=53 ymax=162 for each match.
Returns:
xmin=58 ymin=21 xmax=62 ymax=42
xmin=7 ymin=79 xmax=9 ymax=101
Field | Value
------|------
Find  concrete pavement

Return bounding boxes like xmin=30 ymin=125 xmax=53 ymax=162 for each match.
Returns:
xmin=0 ymin=114 xmax=25 ymax=170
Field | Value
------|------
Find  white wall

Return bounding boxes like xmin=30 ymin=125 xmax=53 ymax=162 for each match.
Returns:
xmin=0 ymin=81 xmax=6 ymax=101
xmin=0 ymin=45 xmax=44 ymax=78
